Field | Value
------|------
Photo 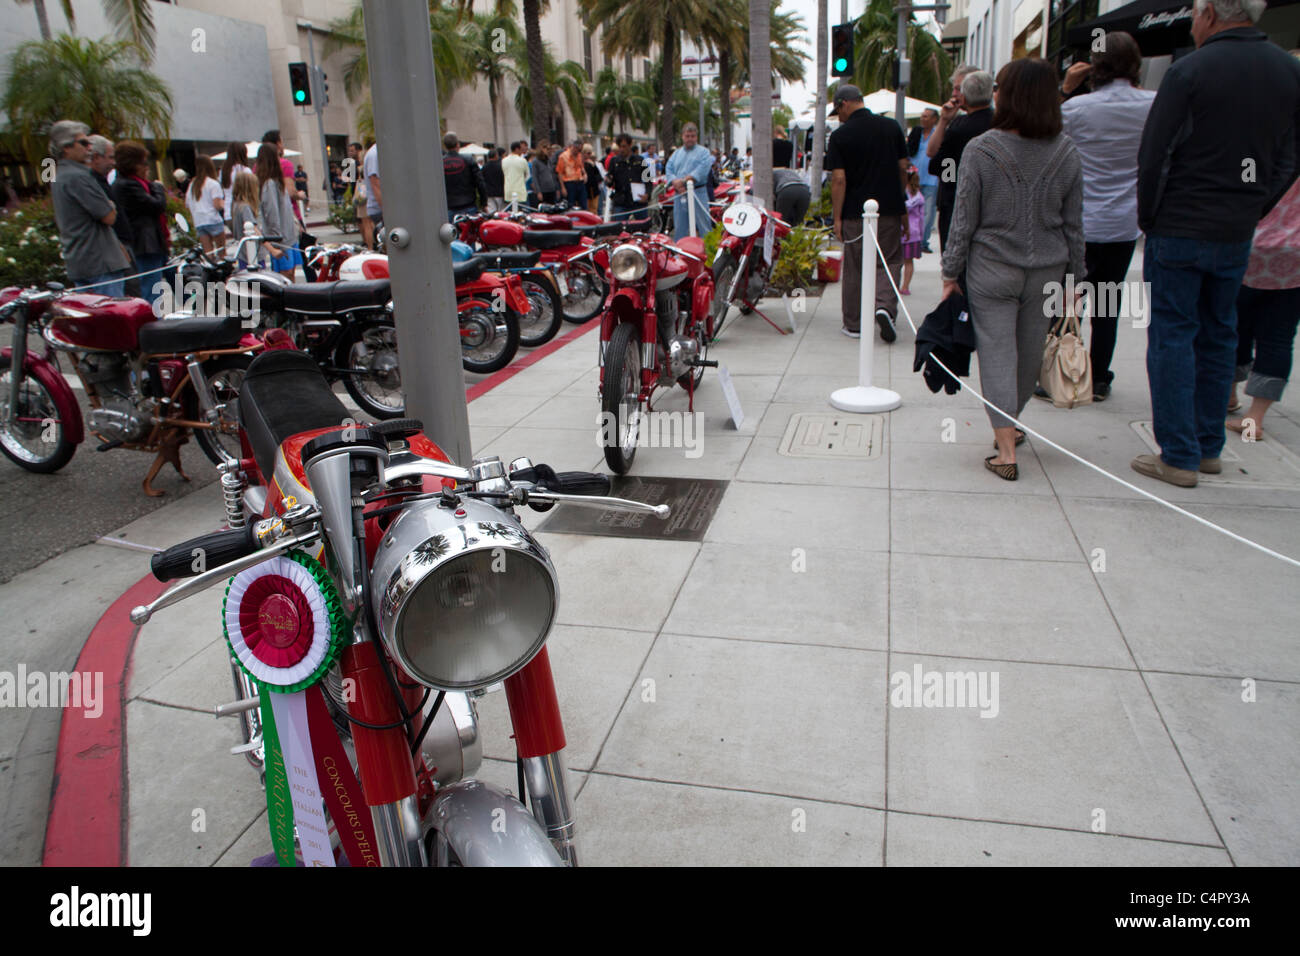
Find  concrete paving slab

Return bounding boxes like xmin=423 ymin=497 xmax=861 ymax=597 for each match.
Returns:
xmin=891 ymin=490 xmax=1083 ymax=561
xmin=664 ymin=543 xmax=889 ymax=650
xmin=736 ymin=404 xmax=891 ymax=488
xmin=464 ymin=387 xmax=555 ymax=429
xmin=885 ymin=812 xmax=1230 ymax=866
xmin=1144 ymin=673 xmax=1300 ymax=865
xmin=477 ymin=425 xmax=605 ymax=475
xmin=887 ymin=653 xmax=1221 ymax=845
xmin=125 ymin=699 xmax=267 ymax=866
xmin=137 ymin=636 xmax=238 ymax=715
xmin=625 ymin=435 xmax=752 ymax=480
xmin=128 ymin=587 xmax=227 ymax=702
xmin=891 ymin=439 xmax=1053 ymax=496
xmin=534 ymin=533 xmax=699 ymax=632
xmin=0 ymin=749 xmax=57 ymax=865
xmin=213 ymin=807 xmax=271 ymax=867
xmin=706 ymin=480 xmax=890 ymax=552
xmin=597 ymin=633 xmax=888 ymax=806
xmin=1057 ymin=497 xmax=1300 ymax=679
xmin=890 ymin=553 xmax=1133 ymax=669
xmin=576 ymin=773 xmax=886 ymax=866
xmin=474 ymin=624 xmax=655 ymax=770
xmin=102 ymin=485 xmax=228 ymax=550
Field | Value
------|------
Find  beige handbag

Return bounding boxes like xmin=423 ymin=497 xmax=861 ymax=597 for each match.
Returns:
xmin=1040 ymin=308 xmax=1093 ymax=408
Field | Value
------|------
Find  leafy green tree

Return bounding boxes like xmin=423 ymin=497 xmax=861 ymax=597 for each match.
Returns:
xmin=591 ymin=67 xmax=654 ymax=136
xmin=466 ymin=6 xmax=523 ymax=146
xmin=852 ymin=0 xmax=952 ymax=105
xmin=508 ymin=38 xmax=588 ymax=136
xmin=709 ymin=0 xmax=808 ymax=153
xmin=2 ymin=35 xmax=172 ymax=165
xmin=17 ymin=0 xmax=158 ymax=62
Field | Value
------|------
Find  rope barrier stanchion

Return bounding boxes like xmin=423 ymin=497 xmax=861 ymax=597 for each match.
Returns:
xmin=687 ymin=179 xmax=697 ymax=238
xmin=604 ymin=186 xmax=612 ymax=223
xmin=829 ymin=199 xmax=901 ymax=414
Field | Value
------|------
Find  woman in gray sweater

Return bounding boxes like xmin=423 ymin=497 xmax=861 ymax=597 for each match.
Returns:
xmin=940 ymin=58 xmax=1085 ymax=480
xmin=255 ymin=143 xmax=301 ymax=278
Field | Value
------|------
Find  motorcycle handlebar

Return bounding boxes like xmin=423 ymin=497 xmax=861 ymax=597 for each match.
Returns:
xmin=151 ymin=525 xmax=259 ymax=581
xmin=509 ymin=465 xmax=611 ymax=497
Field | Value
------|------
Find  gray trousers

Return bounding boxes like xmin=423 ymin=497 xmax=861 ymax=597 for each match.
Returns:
xmin=966 ymin=249 xmax=1064 ymax=429
xmin=842 ymin=216 xmax=903 ymax=332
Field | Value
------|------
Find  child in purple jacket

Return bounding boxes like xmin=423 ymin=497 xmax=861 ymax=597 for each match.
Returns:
xmin=901 ymin=167 xmax=925 ymax=295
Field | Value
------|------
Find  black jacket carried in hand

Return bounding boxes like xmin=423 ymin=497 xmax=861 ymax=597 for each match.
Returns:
xmin=113 ymin=175 xmax=168 ymax=256
xmin=913 ymin=291 xmax=975 ymax=395
xmin=482 ymin=158 xmax=504 ymax=198
xmin=443 ymin=151 xmax=487 ymax=210
xmin=1138 ymin=28 xmax=1300 ymax=241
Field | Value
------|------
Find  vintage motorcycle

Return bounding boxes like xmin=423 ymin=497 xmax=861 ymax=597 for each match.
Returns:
xmin=709 ymin=200 xmax=791 ymax=338
xmin=589 ymin=232 xmax=716 ymax=473
xmin=132 ymin=348 xmax=667 ymax=865
xmin=0 ymin=282 xmax=261 ymax=494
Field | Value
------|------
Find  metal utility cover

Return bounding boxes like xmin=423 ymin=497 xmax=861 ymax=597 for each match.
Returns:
xmin=1132 ymin=421 xmax=1300 ymax=489
xmin=539 ymin=476 xmax=728 ymax=542
xmin=779 ymin=412 xmax=884 ymax=459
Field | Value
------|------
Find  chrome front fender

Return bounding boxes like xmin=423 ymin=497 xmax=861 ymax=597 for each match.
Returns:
xmin=428 ymin=780 xmax=564 ymax=867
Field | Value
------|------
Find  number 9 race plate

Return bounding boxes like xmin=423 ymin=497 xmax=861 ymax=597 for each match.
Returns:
xmin=721 ymin=202 xmax=763 ymax=238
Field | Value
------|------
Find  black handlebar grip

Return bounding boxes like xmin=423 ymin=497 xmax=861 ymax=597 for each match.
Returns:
xmin=151 ymin=525 xmax=258 ymax=581
xmin=551 ymin=471 xmax=611 ymax=496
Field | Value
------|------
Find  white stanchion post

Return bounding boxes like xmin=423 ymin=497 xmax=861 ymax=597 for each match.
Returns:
xmin=830 ymin=199 xmax=902 ymax=413
xmin=604 ymin=185 xmax=612 ymax=223
xmin=687 ymin=179 xmax=697 ymax=238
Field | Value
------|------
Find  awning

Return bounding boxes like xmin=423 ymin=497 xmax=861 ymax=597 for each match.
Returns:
xmin=942 ymin=16 xmax=968 ymax=41
xmin=1067 ymin=0 xmax=1299 ymax=57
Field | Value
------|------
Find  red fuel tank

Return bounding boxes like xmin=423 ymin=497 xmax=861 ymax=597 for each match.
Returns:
xmin=48 ymin=294 xmax=155 ymax=352
xmin=479 ymin=219 xmax=525 ymax=247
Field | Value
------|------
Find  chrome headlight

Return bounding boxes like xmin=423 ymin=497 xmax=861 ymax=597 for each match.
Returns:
xmin=609 ymin=244 xmax=647 ymax=283
xmin=370 ymin=497 xmax=558 ymax=691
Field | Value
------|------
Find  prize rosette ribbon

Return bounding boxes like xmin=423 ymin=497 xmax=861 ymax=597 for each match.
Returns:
xmin=224 ymin=552 xmax=354 ymax=867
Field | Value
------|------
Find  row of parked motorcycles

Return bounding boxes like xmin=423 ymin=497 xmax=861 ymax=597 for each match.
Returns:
xmin=1 ymin=181 xmax=796 ymax=866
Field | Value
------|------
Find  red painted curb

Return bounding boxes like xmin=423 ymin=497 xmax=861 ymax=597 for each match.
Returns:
xmin=42 ymin=574 xmax=169 ymax=867
xmin=466 ymin=316 xmax=599 ymax=403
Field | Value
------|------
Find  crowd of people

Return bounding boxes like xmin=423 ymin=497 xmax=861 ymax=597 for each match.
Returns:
xmin=827 ymin=0 xmax=1299 ymax=488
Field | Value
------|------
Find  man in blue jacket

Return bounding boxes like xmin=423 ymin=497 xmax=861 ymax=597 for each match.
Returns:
xmin=1132 ymin=0 xmax=1300 ymax=487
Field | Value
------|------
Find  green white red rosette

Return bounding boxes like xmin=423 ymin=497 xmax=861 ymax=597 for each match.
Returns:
xmin=223 ymin=552 xmax=345 ymax=693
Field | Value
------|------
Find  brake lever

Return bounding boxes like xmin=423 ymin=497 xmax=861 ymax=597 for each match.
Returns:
xmin=525 ymin=491 xmax=669 ymax=518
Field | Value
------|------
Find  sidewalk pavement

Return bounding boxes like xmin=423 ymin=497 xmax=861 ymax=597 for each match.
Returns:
xmin=6 ymin=245 xmax=1299 ymax=866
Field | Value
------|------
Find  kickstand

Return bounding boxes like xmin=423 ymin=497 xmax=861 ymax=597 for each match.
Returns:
xmin=743 ymin=301 xmax=791 ymax=335
xmin=142 ymin=430 xmax=191 ymax=497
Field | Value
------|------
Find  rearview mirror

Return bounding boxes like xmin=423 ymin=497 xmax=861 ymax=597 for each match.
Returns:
xmin=174 ymin=213 xmax=190 ymax=233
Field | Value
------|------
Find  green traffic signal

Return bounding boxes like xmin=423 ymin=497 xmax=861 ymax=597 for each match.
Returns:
xmin=294 ymin=90 xmax=306 ymax=103
xmin=834 ymin=57 xmax=848 ymax=72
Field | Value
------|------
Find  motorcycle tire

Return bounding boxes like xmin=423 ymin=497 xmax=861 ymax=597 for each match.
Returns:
xmin=710 ymin=250 xmax=737 ymax=342
xmin=559 ymin=260 xmax=607 ymax=323
xmin=601 ymin=322 xmax=641 ymax=475
xmin=193 ymin=354 xmax=254 ymax=466
xmin=0 ymin=354 xmax=77 ymax=473
xmin=517 ymin=276 xmax=564 ymax=348
xmin=460 ymin=303 xmax=520 ymax=374
xmin=337 ymin=320 xmax=406 ymax=420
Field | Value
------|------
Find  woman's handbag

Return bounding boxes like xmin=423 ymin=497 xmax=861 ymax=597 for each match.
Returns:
xmin=1039 ymin=307 xmax=1093 ymax=408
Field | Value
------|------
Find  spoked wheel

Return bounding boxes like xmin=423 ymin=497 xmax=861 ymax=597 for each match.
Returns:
xmin=601 ymin=322 xmax=642 ymax=475
xmin=710 ymin=250 xmax=737 ymax=342
xmin=194 ymin=355 xmax=252 ymax=464
xmin=559 ymin=260 xmax=607 ymax=323
xmin=517 ymin=275 xmax=564 ymax=347
xmin=338 ymin=321 xmax=405 ymax=419
xmin=0 ymin=356 xmax=77 ymax=473
xmin=460 ymin=303 xmax=520 ymax=373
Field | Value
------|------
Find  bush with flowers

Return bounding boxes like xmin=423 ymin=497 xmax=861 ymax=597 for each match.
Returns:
xmin=0 ymin=199 xmax=69 ymax=289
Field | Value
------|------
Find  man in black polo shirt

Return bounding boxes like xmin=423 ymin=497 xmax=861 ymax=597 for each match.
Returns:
xmin=442 ymin=132 xmax=487 ymax=221
xmin=482 ymin=147 xmax=506 ymax=213
xmin=607 ymin=133 xmax=646 ymax=221
xmin=827 ymin=84 xmax=910 ymax=341
xmin=927 ymin=68 xmax=994 ymax=251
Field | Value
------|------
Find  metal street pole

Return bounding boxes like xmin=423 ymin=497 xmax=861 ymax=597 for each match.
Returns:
xmin=893 ymin=6 xmax=949 ymax=132
xmin=303 ymin=23 xmax=331 ymax=206
xmin=362 ymin=0 xmax=471 ymax=464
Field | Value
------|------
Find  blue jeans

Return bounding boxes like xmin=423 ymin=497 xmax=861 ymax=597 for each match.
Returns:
xmin=1235 ymin=284 xmax=1300 ymax=401
xmin=1144 ymin=234 xmax=1254 ymax=470
xmin=611 ymin=205 xmax=634 ymax=222
xmin=920 ymin=183 xmax=938 ymax=247
xmin=135 ymin=253 xmax=170 ymax=310
xmin=448 ymin=204 xmax=478 ymax=224
xmin=72 ymin=271 xmax=127 ymax=297
xmin=564 ymin=181 xmax=587 ymax=209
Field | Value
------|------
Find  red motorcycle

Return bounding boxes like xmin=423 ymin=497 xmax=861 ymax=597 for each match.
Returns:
xmin=0 ymin=283 xmax=262 ymax=494
xmin=710 ymin=199 xmax=792 ymax=337
xmin=304 ymin=243 xmax=366 ymax=283
xmin=456 ymin=214 xmax=615 ymax=323
xmin=132 ymin=348 xmax=668 ymax=865
xmin=336 ymin=252 xmax=530 ymax=372
xmin=591 ymin=232 xmax=716 ymax=473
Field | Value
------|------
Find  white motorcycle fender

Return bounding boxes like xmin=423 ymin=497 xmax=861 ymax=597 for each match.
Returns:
xmin=429 ymin=780 xmax=564 ymax=866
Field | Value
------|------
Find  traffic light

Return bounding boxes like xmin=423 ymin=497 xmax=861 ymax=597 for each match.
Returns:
xmin=315 ymin=68 xmax=330 ymax=107
xmin=288 ymin=62 xmax=312 ymax=106
xmin=831 ymin=23 xmax=854 ymax=77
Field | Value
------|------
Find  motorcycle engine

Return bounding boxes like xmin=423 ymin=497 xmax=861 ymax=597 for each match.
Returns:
xmin=668 ymin=334 xmax=700 ymax=380
xmin=80 ymin=354 xmax=151 ymax=443
xmin=745 ymin=270 xmax=766 ymax=304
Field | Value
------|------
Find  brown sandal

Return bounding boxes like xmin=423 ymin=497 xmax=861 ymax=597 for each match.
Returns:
xmin=993 ymin=430 xmax=1026 ymax=449
xmin=984 ymin=455 xmax=1018 ymax=481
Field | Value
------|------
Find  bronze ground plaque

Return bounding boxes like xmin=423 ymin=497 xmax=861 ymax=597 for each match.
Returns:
xmin=539 ymin=476 xmax=729 ymax=542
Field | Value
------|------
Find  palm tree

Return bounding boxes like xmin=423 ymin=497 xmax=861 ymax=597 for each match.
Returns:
xmin=2 ymin=35 xmax=172 ymax=165
xmin=710 ymin=0 xmax=808 ymax=154
xmin=591 ymin=67 xmax=654 ymax=136
xmin=17 ymin=0 xmax=159 ymax=63
xmin=749 ymin=0 xmax=772 ymax=210
xmin=521 ymin=0 xmax=553 ymax=144
xmin=579 ymin=0 xmax=713 ymax=156
xmin=852 ymin=0 xmax=953 ymax=105
xmin=467 ymin=7 xmax=522 ymax=146
xmin=509 ymin=40 xmax=589 ymax=138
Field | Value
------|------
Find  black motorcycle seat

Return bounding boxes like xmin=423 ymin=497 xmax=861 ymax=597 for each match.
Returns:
xmin=281 ymin=279 xmax=391 ymax=315
xmin=575 ymin=222 xmax=625 ymax=239
xmin=240 ymin=349 xmax=351 ymax=482
xmin=521 ymin=230 xmax=580 ymax=249
xmin=453 ymin=259 xmax=484 ymax=284
xmin=476 ymin=250 xmax=541 ymax=269
xmin=137 ymin=314 xmax=247 ymax=354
